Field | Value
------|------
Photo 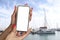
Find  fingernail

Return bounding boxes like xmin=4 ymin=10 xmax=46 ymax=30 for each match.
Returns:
xmin=12 ymin=24 xmax=16 ymax=28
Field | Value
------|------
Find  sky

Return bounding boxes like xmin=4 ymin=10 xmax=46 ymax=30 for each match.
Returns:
xmin=0 ymin=0 xmax=60 ymax=30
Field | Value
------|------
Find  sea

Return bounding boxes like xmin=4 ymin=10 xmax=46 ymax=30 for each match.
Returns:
xmin=24 ymin=31 xmax=60 ymax=40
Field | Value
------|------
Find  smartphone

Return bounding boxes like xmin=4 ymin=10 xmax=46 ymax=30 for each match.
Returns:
xmin=16 ymin=5 xmax=30 ymax=31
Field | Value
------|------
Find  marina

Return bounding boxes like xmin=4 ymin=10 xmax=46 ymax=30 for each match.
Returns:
xmin=25 ymin=31 xmax=60 ymax=40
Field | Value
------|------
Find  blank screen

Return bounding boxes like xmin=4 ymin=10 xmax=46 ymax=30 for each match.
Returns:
xmin=17 ymin=6 xmax=29 ymax=31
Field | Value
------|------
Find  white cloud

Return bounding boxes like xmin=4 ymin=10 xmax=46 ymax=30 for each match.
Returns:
xmin=0 ymin=0 xmax=18 ymax=30
xmin=0 ymin=6 xmax=13 ymax=30
xmin=0 ymin=7 xmax=13 ymax=15
xmin=0 ymin=17 xmax=11 ymax=30
xmin=46 ymin=0 xmax=54 ymax=3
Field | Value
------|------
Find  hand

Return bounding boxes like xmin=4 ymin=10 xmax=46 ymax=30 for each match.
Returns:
xmin=6 ymin=25 xmax=32 ymax=40
xmin=5 ymin=4 xmax=33 ymax=40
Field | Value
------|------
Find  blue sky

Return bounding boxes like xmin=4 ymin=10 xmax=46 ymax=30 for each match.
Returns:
xmin=0 ymin=0 xmax=60 ymax=30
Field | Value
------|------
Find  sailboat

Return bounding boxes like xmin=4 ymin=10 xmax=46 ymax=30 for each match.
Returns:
xmin=36 ymin=8 xmax=55 ymax=34
xmin=31 ymin=8 xmax=55 ymax=34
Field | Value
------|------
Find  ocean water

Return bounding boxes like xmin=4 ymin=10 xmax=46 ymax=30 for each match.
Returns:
xmin=24 ymin=31 xmax=60 ymax=40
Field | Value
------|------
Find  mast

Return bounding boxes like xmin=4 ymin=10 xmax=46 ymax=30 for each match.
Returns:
xmin=43 ymin=8 xmax=47 ymax=27
xmin=56 ymin=23 xmax=58 ymax=29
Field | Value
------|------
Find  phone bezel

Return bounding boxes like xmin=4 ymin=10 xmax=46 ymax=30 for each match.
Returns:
xmin=16 ymin=5 xmax=30 ymax=31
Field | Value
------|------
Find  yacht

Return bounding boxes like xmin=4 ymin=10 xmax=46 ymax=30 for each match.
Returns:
xmin=31 ymin=8 xmax=55 ymax=34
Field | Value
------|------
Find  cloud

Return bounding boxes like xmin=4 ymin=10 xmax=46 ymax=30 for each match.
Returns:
xmin=0 ymin=1 xmax=14 ymax=30
xmin=38 ymin=0 xmax=60 ymax=28
xmin=1 ymin=0 xmax=60 ymax=30
xmin=0 ymin=17 xmax=11 ymax=30
xmin=46 ymin=0 xmax=54 ymax=3
xmin=0 ymin=5 xmax=13 ymax=29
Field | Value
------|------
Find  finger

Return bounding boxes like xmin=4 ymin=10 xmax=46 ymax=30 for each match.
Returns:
xmin=13 ymin=6 xmax=17 ymax=15
xmin=15 ymin=7 xmax=18 ymax=24
xmin=21 ymin=32 xmax=26 ymax=36
xmin=11 ymin=6 xmax=16 ymax=17
xmin=20 ymin=28 xmax=31 ymax=39
xmin=11 ymin=6 xmax=16 ymax=21
xmin=29 ymin=8 xmax=33 ymax=21
xmin=12 ymin=6 xmax=17 ymax=17
xmin=30 ymin=8 xmax=33 ymax=16
xmin=15 ymin=6 xmax=18 ymax=15
xmin=11 ymin=6 xmax=18 ymax=24
xmin=27 ymin=28 xmax=32 ymax=32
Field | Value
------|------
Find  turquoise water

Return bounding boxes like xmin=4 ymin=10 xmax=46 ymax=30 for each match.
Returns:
xmin=24 ymin=31 xmax=60 ymax=40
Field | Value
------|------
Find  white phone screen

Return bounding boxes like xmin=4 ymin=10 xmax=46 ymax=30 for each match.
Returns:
xmin=16 ymin=6 xmax=29 ymax=31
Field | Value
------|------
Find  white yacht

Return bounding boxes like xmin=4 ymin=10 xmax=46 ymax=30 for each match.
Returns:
xmin=31 ymin=8 xmax=55 ymax=34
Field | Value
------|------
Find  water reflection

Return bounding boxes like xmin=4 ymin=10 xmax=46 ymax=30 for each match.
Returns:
xmin=24 ymin=32 xmax=60 ymax=40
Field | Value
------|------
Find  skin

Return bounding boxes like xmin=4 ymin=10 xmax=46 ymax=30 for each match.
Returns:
xmin=0 ymin=4 xmax=33 ymax=40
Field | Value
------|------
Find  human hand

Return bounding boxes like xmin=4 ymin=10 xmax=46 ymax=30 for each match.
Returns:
xmin=5 ymin=4 xmax=33 ymax=40
xmin=16 ymin=4 xmax=33 ymax=38
xmin=6 ymin=25 xmax=31 ymax=40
